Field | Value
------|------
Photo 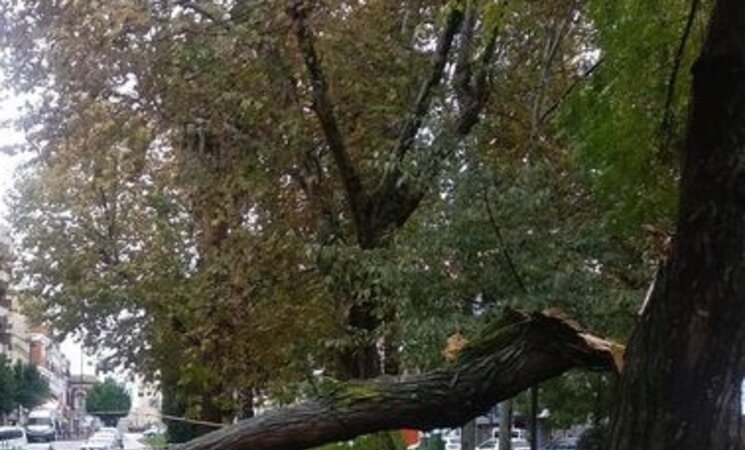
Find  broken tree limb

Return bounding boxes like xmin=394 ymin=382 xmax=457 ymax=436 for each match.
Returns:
xmin=172 ymin=309 xmax=623 ymax=450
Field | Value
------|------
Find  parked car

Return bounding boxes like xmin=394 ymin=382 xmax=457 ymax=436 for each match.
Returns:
xmin=442 ymin=428 xmax=461 ymax=450
xmin=92 ymin=428 xmax=123 ymax=450
xmin=476 ymin=437 xmax=531 ymax=450
xmin=492 ymin=428 xmax=527 ymax=441
xmin=80 ymin=437 xmax=117 ymax=450
xmin=25 ymin=409 xmax=59 ymax=443
xmin=0 ymin=426 xmax=27 ymax=450
xmin=476 ymin=437 xmax=498 ymax=450
xmin=143 ymin=424 xmax=166 ymax=438
xmin=444 ymin=441 xmax=461 ymax=450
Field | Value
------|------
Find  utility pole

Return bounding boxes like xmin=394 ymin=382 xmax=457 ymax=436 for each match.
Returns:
xmin=499 ymin=400 xmax=512 ymax=450
xmin=530 ymin=387 xmax=539 ymax=450
xmin=462 ymin=419 xmax=477 ymax=450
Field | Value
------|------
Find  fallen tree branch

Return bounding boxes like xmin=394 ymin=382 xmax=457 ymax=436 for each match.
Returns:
xmin=172 ymin=309 xmax=623 ymax=450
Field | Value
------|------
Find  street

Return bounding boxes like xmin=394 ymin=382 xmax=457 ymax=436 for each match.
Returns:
xmin=30 ymin=433 xmax=149 ymax=450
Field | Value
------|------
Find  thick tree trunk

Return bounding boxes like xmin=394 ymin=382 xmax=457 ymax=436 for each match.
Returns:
xmin=340 ymin=300 xmax=382 ymax=379
xmin=171 ymin=310 xmax=621 ymax=450
xmin=609 ymin=2 xmax=745 ymax=449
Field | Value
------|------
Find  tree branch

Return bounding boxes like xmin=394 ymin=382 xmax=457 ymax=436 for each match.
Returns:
xmin=172 ymin=309 xmax=623 ymax=450
xmin=456 ymin=21 xmax=501 ymax=135
xmin=393 ymin=7 xmax=464 ymax=162
xmin=288 ymin=2 xmax=368 ymax=229
xmin=659 ymin=0 xmax=701 ymax=155
xmin=364 ymin=7 xmax=464 ymax=247
xmin=453 ymin=2 xmax=478 ymax=105
xmin=538 ymin=57 xmax=604 ymax=124
xmin=482 ymin=188 xmax=528 ymax=294
xmin=531 ymin=9 xmax=573 ymax=131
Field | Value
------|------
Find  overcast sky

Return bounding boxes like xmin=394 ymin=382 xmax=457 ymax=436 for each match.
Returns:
xmin=0 ymin=91 xmax=24 ymax=219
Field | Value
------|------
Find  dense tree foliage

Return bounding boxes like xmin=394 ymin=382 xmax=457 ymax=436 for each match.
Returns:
xmin=0 ymin=0 xmax=722 ymax=441
xmin=0 ymin=356 xmax=15 ymax=415
xmin=0 ymin=355 xmax=51 ymax=416
xmin=13 ymin=360 xmax=52 ymax=411
xmin=87 ymin=378 xmax=132 ymax=426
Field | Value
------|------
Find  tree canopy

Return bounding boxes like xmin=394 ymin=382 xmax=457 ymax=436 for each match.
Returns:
xmin=0 ymin=0 xmax=736 ymax=448
xmin=87 ymin=378 xmax=132 ymax=426
xmin=0 ymin=355 xmax=51 ymax=416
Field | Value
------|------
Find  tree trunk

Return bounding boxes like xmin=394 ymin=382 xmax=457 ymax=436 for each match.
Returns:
xmin=609 ymin=2 xmax=745 ymax=449
xmin=171 ymin=310 xmax=621 ymax=450
xmin=340 ymin=300 xmax=381 ymax=379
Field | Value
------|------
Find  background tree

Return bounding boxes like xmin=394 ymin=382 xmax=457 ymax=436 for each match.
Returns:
xmin=12 ymin=361 xmax=50 ymax=411
xmin=87 ymin=378 xmax=132 ymax=427
xmin=0 ymin=356 xmax=17 ymax=417
xmin=0 ymin=356 xmax=50 ymax=419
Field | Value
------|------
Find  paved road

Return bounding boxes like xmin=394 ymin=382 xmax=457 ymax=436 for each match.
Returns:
xmin=40 ymin=433 xmax=148 ymax=450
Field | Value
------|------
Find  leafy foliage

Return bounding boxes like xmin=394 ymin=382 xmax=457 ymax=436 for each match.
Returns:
xmin=561 ymin=0 xmax=709 ymax=235
xmin=13 ymin=361 xmax=51 ymax=410
xmin=0 ymin=355 xmax=16 ymax=415
xmin=0 ymin=0 xmax=697 ymax=430
xmin=87 ymin=378 xmax=132 ymax=425
xmin=0 ymin=355 xmax=50 ymax=415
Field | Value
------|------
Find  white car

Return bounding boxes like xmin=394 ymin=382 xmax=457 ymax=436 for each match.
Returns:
xmin=25 ymin=410 xmax=59 ymax=443
xmin=80 ymin=438 xmax=116 ymax=450
xmin=475 ymin=437 xmax=531 ymax=450
xmin=475 ymin=437 xmax=498 ymax=450
xmin=0 ymin=426 xmax=27 ymax=450
xmin=142 ymin=424 xmax=165 ymax=437
xmin=444 ymin=441 xmax=461 ymax=450
xmin=92 ymin=428 xmax=122 ymax=449
xmin=492 ymin=428 xmax=526 ymax=441
xmin=441 ymin=428 xmax=461 ymax=450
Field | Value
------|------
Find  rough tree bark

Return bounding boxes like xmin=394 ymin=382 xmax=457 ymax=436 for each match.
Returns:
xmin=609 ymin=1 xmax=745 ymax=449
xmin=171 ymin=310 xmax=621 ymax=450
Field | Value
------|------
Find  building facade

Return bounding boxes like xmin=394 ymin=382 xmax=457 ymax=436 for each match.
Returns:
xmin=0 ymin=230 xmax=30 ymax=364
xmin=29 ymin=332 xmax=71 ymax=411
xmin=68 ymin=374 xmax=97 ymax=434
xmin=127 ymin=380 xmax=162 ymax=429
